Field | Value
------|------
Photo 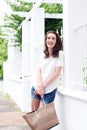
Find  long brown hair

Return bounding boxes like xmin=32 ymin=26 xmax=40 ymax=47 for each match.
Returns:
xmin=44 ymin=30 xmax=63 ymax=58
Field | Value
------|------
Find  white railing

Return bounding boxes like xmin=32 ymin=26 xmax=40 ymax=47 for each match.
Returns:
xmin=74 ymin=24 xmax=87 ymax=89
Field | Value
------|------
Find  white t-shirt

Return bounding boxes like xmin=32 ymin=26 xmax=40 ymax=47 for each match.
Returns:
xmin=32 ymin=50 xmax=64 ymax=94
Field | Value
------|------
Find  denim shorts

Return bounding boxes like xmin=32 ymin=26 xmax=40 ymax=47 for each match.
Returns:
xmin=31 ymin=87 xmax=57 ymax=104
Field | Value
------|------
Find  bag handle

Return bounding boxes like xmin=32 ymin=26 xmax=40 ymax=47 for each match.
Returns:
xmin=32 ymin=98 xmax=45 ymax=111
xmin=32 ymin=98 xmax=47 ymax=118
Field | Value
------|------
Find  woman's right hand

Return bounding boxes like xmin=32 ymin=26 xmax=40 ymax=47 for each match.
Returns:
xmin=34 ymin=84 xmax=44 ymax=98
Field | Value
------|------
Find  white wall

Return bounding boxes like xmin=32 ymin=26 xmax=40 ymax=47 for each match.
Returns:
xmin=56 ymin=91 xmax=87 ymax=130
xmin=63 ymin=0 xmax=87 ymax=88
xmin=70 ymin=0 xmax=87 ymax=85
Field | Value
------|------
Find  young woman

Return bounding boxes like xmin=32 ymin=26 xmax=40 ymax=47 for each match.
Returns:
xmin=31 ymin=30 xmax=64 ymax=111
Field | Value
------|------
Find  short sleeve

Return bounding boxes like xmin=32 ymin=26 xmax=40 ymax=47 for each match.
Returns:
xmin=56 ymin=51 xmax=64 ymax=67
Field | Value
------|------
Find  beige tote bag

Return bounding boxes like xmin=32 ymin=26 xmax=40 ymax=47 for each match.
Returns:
xmin=23 ymin=102 xmax=59 ymax=130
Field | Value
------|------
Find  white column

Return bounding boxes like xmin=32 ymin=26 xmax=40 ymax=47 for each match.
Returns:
xmin=21 ymin=20 xmax=31 ymax=111
xmin=21 ymin=8 xmax=44 ymax=112
xmin=7 ymin=39 xmax=20 ymax=79
xmin=63 ymin=0 xmax=80 ymax=89
xmin=8 ymin=39 xmax=20 ymax=61
xmin=22 ymin=20 xmax=31 ymax=78
xmin=30 ymin=8 xmax=44 ymax=82
xmin=63 ymin=0 xmax=70 ymax=88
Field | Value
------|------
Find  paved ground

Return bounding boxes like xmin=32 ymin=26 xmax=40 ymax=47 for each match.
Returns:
xmin=0 ymin=81 xmax=31 ymax=130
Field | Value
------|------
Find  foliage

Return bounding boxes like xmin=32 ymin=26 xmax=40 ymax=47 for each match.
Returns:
xmin=0 ymin=26 xmax=8 ymax=79
xmin=3 ymin=0 xmax=63 ymax=46
xmin=45 ymin=19 xmax=62 ymax=35
xmin=5 ymin=0 xmax=33 ymax=12
xmin=41 ymin=3 xmax=63 ymax=13
xmin=4 ymin=14 xmax=25 ymax=45
xmin=41 ymin=3 xmax=63 ymax=34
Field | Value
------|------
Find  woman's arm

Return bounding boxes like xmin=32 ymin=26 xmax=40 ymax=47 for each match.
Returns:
xmin=37 ymin=68 xmax=43 ymax=87
xmin=43 ymin=66 xmax=63 ymax=88
xmin=34 ymin=68 xmax=44 ymax=98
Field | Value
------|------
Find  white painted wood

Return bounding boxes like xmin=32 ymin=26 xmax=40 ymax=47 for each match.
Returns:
xmin=45 ymin=13 xmax=63 ymax=19
xmin=25 ymin=0 xmax=62 ymax=4
xmin=22 ymin=20 xmax=31 ymax=78
xmin=11 ymin=11 xmax=63 ymax=19
xmin=30 ymin=8 xmax=44 ymax=83
xmin=26 ymin=0 xmax=62 ymax=20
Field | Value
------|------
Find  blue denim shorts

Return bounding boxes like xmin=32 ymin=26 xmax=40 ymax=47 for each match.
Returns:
xmin=31 ymin=87 xmax=57 ymax=104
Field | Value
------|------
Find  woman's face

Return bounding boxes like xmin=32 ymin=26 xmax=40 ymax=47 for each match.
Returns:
xmin=46 ymin=33 xmax=56 ymax=49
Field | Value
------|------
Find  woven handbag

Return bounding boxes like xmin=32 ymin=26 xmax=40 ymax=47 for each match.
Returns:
xmin=23 ymin=102 xmax=59 ymax=130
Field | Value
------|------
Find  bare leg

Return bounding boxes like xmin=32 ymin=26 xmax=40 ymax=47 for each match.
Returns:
xmin=31 ymin=98 xmax=40 ymax=111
